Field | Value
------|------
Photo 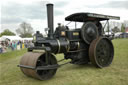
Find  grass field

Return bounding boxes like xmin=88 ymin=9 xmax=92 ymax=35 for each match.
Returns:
xmin=0 ymin=39 xmax=128 ymax=85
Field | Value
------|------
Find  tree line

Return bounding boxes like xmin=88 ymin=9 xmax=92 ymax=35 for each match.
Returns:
xmin=0 ymin=22 xmax=34 ymax=38
xmin=104 ymin=20 xmax=128 ymax=33
xmin=0 ymin=20 xmax=128 ymax=37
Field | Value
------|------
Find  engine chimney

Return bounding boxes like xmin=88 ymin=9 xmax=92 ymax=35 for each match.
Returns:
xmin=46 ymin=3 xmax=54 ymax=38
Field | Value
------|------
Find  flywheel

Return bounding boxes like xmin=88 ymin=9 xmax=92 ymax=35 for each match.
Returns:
xmin=89 ymin=37 xmax=114 ymax=68
xmin=81 ymin=22 xmax=98 ymax=44
xmin=19 ymin=52 xmax=57 ymax=80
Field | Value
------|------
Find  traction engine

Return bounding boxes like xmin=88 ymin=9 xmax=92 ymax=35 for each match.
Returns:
xmin=18 ymin=3 xmax=120 ymax=80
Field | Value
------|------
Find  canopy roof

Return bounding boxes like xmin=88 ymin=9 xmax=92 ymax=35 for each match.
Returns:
xmin=65 ymin=12 xmax=120 ymax=22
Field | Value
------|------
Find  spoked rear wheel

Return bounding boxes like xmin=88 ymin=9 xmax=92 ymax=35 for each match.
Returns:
xmin=89 ymin=37 xmax=114 ymax=68
xmin=20 ymin=52 xmax=57 ymax=80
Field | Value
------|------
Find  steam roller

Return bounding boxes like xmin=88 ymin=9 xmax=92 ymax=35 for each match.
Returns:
xmin=18 ymin=3 xmax=120 ymax=80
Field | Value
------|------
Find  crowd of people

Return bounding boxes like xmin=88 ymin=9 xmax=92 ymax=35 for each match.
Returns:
xmin=0 ymin=40 xmax=33 ymax=53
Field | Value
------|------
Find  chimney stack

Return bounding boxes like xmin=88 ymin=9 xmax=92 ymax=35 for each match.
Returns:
xmin=46 ymin=3 xmax=54 ymax=38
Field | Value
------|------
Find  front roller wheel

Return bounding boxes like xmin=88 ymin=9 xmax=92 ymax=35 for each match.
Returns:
xmin=89 ymin=37 xmax=114 ymax=68
xmin=20 ymin=52 xmax=57 ymax=80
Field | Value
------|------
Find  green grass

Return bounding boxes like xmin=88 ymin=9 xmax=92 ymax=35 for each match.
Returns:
xmin=0 ymin=49 xmax=27 ymax=63
xmin=0 ymin=39 xmax=128 ymax=85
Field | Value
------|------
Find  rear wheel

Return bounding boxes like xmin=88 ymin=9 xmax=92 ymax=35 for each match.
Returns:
xmin=89 ymin=37 xmax=114 ymax=68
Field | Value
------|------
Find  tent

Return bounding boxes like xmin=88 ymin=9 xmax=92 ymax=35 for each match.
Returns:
xmin=22 ymin=38 xmax=33 ymax=41
xmin=0 ymin=36 xmax=23 ymax=41
xmin=0 ymin=37 xmax=6 ymax=41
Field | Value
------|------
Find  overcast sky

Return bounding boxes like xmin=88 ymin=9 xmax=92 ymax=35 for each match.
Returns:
xmin=0 ymin=0 xmax=128 ymax=34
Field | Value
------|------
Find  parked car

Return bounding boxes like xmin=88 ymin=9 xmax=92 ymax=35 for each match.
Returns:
xmin=119 ymin=33 xmax=128 ymax=38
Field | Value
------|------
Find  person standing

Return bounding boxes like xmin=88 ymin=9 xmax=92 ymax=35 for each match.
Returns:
xmin=11 ymin=41 xmax=14 ymax=51
xmin=14 ymin=42 xmax=17 ymax=50
xmin=0 ymin=42 xmax=3 ymax=53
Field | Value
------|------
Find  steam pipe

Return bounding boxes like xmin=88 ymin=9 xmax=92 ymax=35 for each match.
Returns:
xmin=46 ymin=3 xmax=54 ymax=38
